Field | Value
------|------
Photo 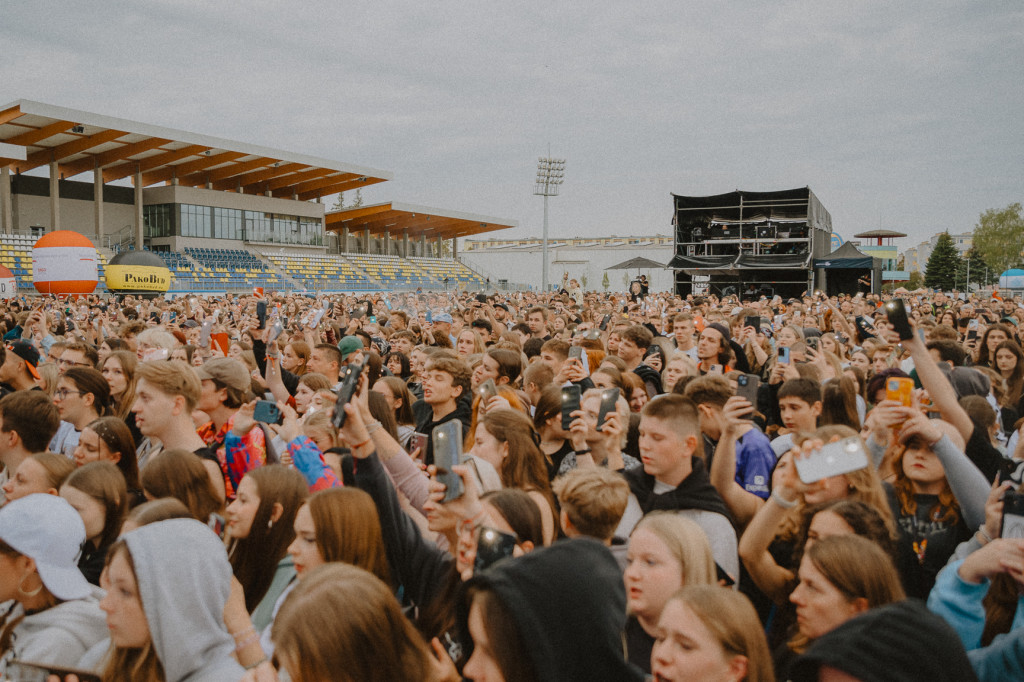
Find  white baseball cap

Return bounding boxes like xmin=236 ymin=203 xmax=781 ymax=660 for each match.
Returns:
xmin=0 ymin=494 xmax=91 ymax=600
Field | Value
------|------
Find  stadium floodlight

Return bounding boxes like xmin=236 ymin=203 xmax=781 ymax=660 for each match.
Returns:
xmin=534 ymin=156 xmax=566 ymax=292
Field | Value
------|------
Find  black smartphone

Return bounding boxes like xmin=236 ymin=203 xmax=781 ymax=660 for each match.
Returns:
xmin=8 ymin=660 xmax=101 ymax=682
xmin=433 ymin=421 xmax=464 ymax=503
xmin=474 ymin=526 xmax=517 ymax=574
xmin=560 ymin=384 xmax=581 ymax=430
xmin=476 ymin=378 xmax=498 ymax=403
xmin=744 ymin=316 xmax=760 ymax=330
xmin=736 ymin=373 xmax=760 ymax=409
xmin=595 ymin=388 xmax=620 ymax=433
xmin=599 ymin=313 xmax=611 ymax=331
xmin=253 ymin=400 xmax=283 ymax=425
xmin=332 ymin=356 xmax=366 ymax=429
xmin=1001 ymin=491 xmax=1024 ymax=539
xmin=967 ymin=329 xmax=978 ymax=342
xmin=256 ymin=300 xmax=267 ymax=329
xmin=884 ymin=299 xmax=913 ymax=340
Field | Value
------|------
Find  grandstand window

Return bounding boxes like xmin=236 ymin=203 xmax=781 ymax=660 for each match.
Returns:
xmin=245 ymin=210 xmax=273 ymax=242
xmin=143 ymin=204 xmax=173 ymax=238
xmin=213 ymin=207 xmax=243 ymax=240
xmin=180 ymin=204 xmax=212 ymax=238
xmin=273 ymin=214 xmax=298 ymax=242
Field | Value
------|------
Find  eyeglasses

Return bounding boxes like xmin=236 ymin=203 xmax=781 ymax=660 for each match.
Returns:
xmin=57 ymin=358 xmax=92 ymax=368
xmin=54 ymin=388 xmax=81 ymax=399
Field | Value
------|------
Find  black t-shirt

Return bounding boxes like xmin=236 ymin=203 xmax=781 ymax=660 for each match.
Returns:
xmin=624 ymin=617 xmax=653 ymax=674
xmin=885 ymin=484 xmax=971 ymax=599
xmin=543 ymin=440 xmax=574 ymax=482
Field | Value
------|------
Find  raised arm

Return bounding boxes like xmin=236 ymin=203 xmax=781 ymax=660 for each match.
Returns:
xmin=711 ymin=397 xmax=765 ymax=527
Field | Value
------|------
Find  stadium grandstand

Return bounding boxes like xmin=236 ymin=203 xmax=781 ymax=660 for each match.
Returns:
xmin=0 ymin=100 xmax=517 ymax=294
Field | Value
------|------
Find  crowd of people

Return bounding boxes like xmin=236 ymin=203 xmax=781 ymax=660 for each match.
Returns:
xmin=0 ymin=280 xmax=1021 ymax=680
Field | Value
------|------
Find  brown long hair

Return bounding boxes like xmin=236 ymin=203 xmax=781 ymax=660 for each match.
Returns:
xmin=101 ymin=542 xmax=165 ymax=682
xmin=140 ymin=450 xmax=222 ymax=522
xmin=789 ymin=535 xmax=905 ymax=654
xmin=63 ymin=462 xmax=128 ymax=549
xmin=482 ymin=409 xmax=550 ymax=494
xmin=306 ymin=487 xmax=390 ymax=586
xmin=890 ymin=442 xmax=960 ymax=526
xmin=104 ymin=351 xmax=138 ymax=421
xmin=272 ymin=564 xmax=436 ymax=682
xmin=86 ymin=416 xmax=139 ymax=492
xmin=819 ymin=377 xmax=861 ymax=430
xmin=229 ymin=466 xmax=308 ymax=613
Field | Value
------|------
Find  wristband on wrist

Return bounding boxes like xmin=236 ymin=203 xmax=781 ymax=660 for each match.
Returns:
xmin=771 ymin=490 xmax=798 ymax=509
xmin=977 ymin=525 xmax=994 ymax=545
xmin=351 ymin=438 xmax=372 ymax=450
xmin=574 ymin=447 xmax=592 ymax=456
xmin=366 ymin=421 xmax=382 ymax=435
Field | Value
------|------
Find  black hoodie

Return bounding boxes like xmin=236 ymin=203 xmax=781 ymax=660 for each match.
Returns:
xmin=463 ymin=538 xmax=645 ymax=682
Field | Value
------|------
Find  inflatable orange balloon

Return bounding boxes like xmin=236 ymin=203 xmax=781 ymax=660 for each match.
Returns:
xmin=32 ymin=231 xmax=98 ymax=296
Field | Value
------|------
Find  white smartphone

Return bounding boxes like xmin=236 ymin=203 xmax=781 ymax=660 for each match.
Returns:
xmin=795 ymin=436 xmax=870 ymax=484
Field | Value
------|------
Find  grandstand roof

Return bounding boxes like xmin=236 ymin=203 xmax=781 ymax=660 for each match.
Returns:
xmin=0 ymin=99 xmax=392 ymax=200
xmin=325 ymin=201 xmax=517 ymax=241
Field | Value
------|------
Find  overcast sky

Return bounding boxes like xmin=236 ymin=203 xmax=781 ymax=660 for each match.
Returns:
xmin=3 ymin=1 xmax=1022 ymax=250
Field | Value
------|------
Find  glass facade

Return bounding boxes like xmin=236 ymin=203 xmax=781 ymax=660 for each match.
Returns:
xmin=143 ymin=204 xmax=173 ymax=238
xmin=142 ymin=203 xmax=323 ymax=245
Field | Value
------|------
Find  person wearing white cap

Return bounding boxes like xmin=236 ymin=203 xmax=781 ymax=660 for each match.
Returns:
xmin=0 ymin=493 xmax=106 ymax=675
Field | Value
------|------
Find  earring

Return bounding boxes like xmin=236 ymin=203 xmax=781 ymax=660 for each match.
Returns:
xmin=18 ymin=574 xmax=42 ymax=599
xmin=268 ymin=519 xmax=274 ymax=529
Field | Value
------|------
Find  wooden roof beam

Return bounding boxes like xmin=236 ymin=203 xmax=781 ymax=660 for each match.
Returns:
xmin=102 ymin=144 xmax=209 ymax=183
xmin=177 ymin=156 xmax=274 ymax=187
xmin=10 ymin=129 xmax=126 ymax=174
xmin=142 ymin=151 xmax=246 ymax=186
xmin=62 ymin=137 xmax=170 ymax=178
xmin=325 ymin=203 xmax=393 ymax=226
xmin=294 ymin=176 xmax=384 ymax=201
xmin=262 ymin=167 xmax=334 ymax=192
xmin=0 ymin=105 xmax=24 ymax=127
xmin=232 ymin=163 xmax=309 ymax=191
xmin=3 ymin=119 xmax=76 ymax=147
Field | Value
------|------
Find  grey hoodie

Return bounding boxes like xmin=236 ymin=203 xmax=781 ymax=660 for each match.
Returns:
xmin=123 ymin=519 xmax=245 ymax=682
xmin=0 ymin=587 xmax=107 ymax=675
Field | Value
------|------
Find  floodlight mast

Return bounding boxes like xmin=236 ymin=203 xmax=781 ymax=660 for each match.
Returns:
xmin=534 ymin=156 xmax=565 ymax=292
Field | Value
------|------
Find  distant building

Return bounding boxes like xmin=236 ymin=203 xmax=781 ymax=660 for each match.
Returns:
xmin=901 ymin=232 xmax=972 ymax=273
xmin=461 ymin=235 xmax=674 ymax=292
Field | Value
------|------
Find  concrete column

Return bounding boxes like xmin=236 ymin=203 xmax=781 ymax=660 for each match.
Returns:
xmin=363 ymin=228 xmax=370 ymax=254
xmin=94 ymin=164 xmax=104 ymax=243
xmin=402 ymin=230 xmax=410 ymax=258
xmin=341 ymin=227 xmax=350 ymax=253
xmin=49 ymin=161 xmax=60 ymax=231
xmin=134 ymin=168 xmax=144 ymax=249
xmin=419 ymin=234 xmax=427 ymax=257
xmin=452 ymin=237 xmax=458 ymax=258
xmin=436 ymin=236 xmax=444 ymax=258
xmin=383 ymin=231 xmax=390 ymax=256
xmin=1 ymin=167 xmax=11 ymax=234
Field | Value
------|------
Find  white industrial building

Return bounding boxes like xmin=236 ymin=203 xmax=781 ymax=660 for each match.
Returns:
xmin=460 ymin=235 xmax=675 ymax=292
